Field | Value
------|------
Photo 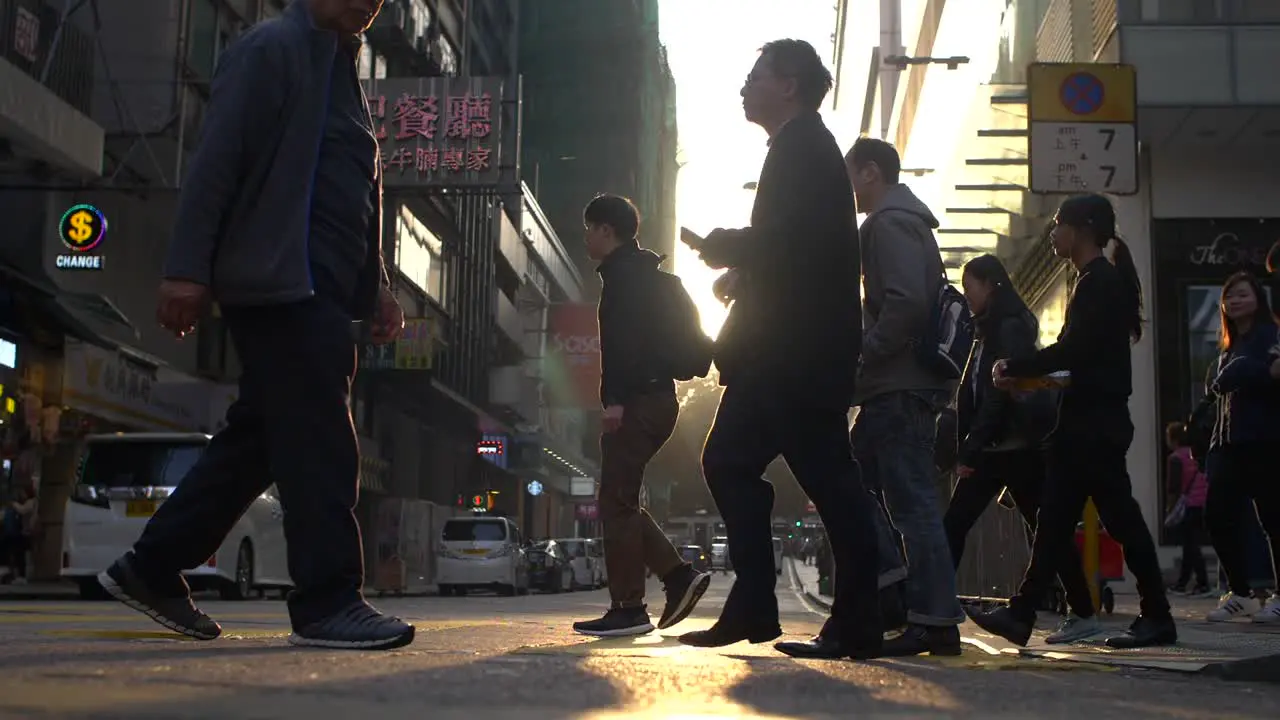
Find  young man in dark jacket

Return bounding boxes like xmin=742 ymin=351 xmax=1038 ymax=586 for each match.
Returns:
xmin=572 ymin=194 xmax=712 ymax=637
xmin=97 ymin=0 xmax=414 ymax=651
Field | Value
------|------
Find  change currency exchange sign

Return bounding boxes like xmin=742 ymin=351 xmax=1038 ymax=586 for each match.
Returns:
xmin=361 ymin=76 xmax=505 ymax=189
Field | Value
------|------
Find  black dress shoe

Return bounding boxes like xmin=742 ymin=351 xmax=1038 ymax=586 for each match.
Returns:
xmin=966 ymin=606 xmax=1034 ymax=647
xmin=881 ymin=624 xmax=962 ymax=657
xmin=1104 ymin=614 xmax=1177 ymax=649
xmin=678 ymin=621 xmax=782 ymax=647
xmin=775 ymin=635 xmax=883 ymax=660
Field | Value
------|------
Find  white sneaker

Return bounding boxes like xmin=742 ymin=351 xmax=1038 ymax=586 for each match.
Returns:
xmin=1206 ymin=593 xmax=1255 ymax=622
xmin=1251 ymin=596 xmax=1280 ymax=625
xmin=1045 ymin=614 xmax=1103 ymax=644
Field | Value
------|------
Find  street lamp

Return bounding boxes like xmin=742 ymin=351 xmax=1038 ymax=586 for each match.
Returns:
xmin=883 ymin=55 xmax=969 ymax=70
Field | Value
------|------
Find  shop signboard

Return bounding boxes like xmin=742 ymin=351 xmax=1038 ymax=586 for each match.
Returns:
xmin=547 ymin=303 xmax=600 ymax=409
xmin=574 ymin=502 xmax=598 ymax=521
xmin=359 ymin=317 xmax=440 ymax=371
xmin=62 ymin=341 xmax=212 ymax=432
xmin=361 ymin=76 xmax=506 ymax=189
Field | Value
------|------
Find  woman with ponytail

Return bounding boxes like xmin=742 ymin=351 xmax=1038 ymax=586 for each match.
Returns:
xmin=969 ymin=193 xmax=1177 ymax=650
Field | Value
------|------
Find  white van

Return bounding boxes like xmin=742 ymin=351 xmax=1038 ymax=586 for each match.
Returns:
xmin=552 ymin=538 xmax=605 ymax=589
xmin=61 ymin=433 xmax=292 ymax=600
xmin=436 ymin=516 xmax=530 ymax=596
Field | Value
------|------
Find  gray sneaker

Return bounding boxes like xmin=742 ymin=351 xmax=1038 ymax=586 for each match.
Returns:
xmin=98 ymin=553 xmax=222 ymax=640
xmin=1045 ymin=614 xmax=1103 ymax=644
xmin=288 ymin=601 xmax=416 ymax=650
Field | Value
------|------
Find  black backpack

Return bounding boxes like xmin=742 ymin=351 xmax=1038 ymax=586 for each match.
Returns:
xmin=918 ymin=276 xmax=974 ymax=380
xmin=649 ymin=270 xmax=714 ymax=381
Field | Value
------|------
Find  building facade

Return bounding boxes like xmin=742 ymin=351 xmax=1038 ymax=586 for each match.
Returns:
xmin=834 ymin=0 xmax=1280 ymax=589
xmin=0 ymin=0 xmax=597 ymax=581
xmin=517 ymin=0 xmax=679 ymax=290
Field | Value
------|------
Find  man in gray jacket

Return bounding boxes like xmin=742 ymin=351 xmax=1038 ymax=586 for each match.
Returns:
xmin=846 ymin=137 xmax=964 ymax=656
xmin=96 ymin=0 xmax=415 ymax=651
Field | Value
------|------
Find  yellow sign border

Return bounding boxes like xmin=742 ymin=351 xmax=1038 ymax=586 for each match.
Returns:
xmin=1028 ymin=63 xmax=1136 ymax=124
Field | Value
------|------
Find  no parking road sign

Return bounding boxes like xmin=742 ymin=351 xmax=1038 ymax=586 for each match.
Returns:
xmin=1028 ymin=63 xmax=1138 ymax=195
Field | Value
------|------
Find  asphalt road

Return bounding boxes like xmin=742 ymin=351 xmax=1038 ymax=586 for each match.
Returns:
xmin=1 ymin=572 xmax=1278 ymax=719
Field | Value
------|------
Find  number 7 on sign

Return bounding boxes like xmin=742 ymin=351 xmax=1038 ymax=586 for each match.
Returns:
xmin=1099 ymin=128 xmax=1115 ymax=150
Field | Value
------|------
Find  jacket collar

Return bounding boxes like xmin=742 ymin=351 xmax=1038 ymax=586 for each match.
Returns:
xmin=286 ymin=0 xmax=362 ymax=52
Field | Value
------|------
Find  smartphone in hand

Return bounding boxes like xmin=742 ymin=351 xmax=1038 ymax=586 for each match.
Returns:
xmin=680 ymin=226 xmax=704 ymax=250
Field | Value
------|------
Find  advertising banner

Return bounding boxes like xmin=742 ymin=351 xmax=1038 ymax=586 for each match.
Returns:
xmin=547 ymin=303 xmax=600 ymax=409
xmin=359 ymin=317 xmax=440 ymax=371
xmin=361 ymin=76 xmax=505 ymax=189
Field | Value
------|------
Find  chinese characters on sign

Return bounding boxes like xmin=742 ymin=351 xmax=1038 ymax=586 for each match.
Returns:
xmin=14 ymin=7 xmax=40 ymax=63
xmin=1027 ymin=63 xmax=1138 ymax=195
xmin=360 ymin=317 xmax=439 ymax=371
xmin=362 ymin=77 xmax=505 ymax=188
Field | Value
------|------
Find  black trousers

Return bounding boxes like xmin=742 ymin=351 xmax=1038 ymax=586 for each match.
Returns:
xmin=1206 ymin=442 xmax=1280 ymax=598
xmin=1008 ymin=412 xmax=1171 ymax=621
xmin=132 ymin=296 xmax=363 ymax=628
xmin=1176 ymin=506 xmax=1209 ymax=589
xmin=701 ymin=383 xmax=882 ymax=648
xmin=943 ymin=448 xmax=1095 ymax=617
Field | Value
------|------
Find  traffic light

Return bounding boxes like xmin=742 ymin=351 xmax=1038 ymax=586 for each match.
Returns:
xmin=794 ymin=520 xmax=802 ymax=528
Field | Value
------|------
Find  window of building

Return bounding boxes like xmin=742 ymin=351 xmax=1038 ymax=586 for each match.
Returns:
xmin=436 ymin=37 xmax=458 ymax=75
xmin=395 ymin=203 xmax=447 ymax=306
xmin=188 ymin=0 xmax=220 ymax=79
xmin=374 ymin=52 xmax=387 ymax=79
xmin=358 ymin=35 xmax=372 ymax=79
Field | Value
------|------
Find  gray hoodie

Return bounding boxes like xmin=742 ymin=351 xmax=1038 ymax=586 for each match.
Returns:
xmin=855 ymin=184 xmax=948 ymax=404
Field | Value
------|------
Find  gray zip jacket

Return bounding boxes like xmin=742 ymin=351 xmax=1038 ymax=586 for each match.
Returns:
xmin=855 ymin=183 xmax=948 ymax=404
xmin=162 ymin=0 xmax=387 ymax=318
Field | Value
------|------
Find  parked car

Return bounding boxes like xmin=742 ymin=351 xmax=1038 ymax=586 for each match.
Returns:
xmin=710 ymin=536 xmax=732 ymax=574
xmin=436 ymin=516 xmax=530 ymax=596
xmin=61 ymin=433 xmax=293 ymax=601
xmin=679 ymin=545 xmax=710 ymax=574
xmin=526 ymin=540 xmax=576 ymax=593
xmin=552 ymin=538 xmax=605 ymax=589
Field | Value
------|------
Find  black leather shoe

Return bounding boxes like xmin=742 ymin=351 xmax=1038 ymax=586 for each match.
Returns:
xmin=1104 ymin=614 xmax=1177 ymax=649
xmin=881 ymin=624 xmax=962 ymax=657
xmin=966 ymin=606 xmax=1034 ymax=647
xmin=774 ymin=635 xmax=846 ymax=659
xmin=678 ymin=621 xmax=782 ymax=647
xmin=775 ymin=635 xmax=883 ymax=660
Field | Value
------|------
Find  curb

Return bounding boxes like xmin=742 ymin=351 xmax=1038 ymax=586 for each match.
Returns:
xmin=786 ymin=557 xmax=832 ymax=611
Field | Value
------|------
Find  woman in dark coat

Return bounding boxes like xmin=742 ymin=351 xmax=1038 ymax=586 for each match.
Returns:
xmin=942 ymin=254 xmax=1097 ymax=643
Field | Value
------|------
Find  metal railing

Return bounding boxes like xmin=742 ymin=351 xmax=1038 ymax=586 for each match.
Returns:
xmin=0 ymin=0 xmax=95 ymax=115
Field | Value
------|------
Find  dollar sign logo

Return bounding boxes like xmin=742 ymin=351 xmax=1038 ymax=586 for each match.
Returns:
xmin=67 ymin=210 xmax=94 ymax=245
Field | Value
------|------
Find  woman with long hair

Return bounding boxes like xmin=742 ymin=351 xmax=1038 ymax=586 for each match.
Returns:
xmin=969 ymin=193 xmax=1176 ymax=649
xmin=943 ymin=254 xmax=1098 ymax=643
xmin=1202 ymin=271 xmax=1280 ymax=624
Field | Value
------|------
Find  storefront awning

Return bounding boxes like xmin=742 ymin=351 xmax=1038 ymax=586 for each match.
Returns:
xmin=0 ymin=262 xmax=145 ymax=359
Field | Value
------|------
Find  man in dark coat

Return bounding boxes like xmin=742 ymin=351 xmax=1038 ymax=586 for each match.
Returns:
xmin=677 ymin=39 xmax=884 ymax=659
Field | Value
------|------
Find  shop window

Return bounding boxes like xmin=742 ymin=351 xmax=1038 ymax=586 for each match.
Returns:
xmin=374 ymin=52 xmax=387 ymax=79
xmin=358 ymin=35 xmax=373 ymax=79
xmin=395 ymin=203 xmax=447 ymax=306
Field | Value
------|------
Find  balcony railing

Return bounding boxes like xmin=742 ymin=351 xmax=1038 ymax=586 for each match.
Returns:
xmin=1037 ymin=0 xmax=1117 ymax=62
xmin=0 ymin=0 xmax=95 ymax=115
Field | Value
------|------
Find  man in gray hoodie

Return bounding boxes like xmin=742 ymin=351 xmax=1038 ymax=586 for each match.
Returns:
xmin=846 ymin=137 xmax=964 ymax=656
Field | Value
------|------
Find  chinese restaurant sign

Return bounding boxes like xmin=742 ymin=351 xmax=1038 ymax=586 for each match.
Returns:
xmin=361 ymin=76 xmax=505 ymax=188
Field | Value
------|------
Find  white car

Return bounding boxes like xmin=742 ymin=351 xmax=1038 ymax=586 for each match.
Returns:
xmin=61 ymin=433 xmax=293 ymax=601
xmin=436 ymin=516 xmax=530 ymax=596
xmin=553 ymin=538 xmax=605 ymax=589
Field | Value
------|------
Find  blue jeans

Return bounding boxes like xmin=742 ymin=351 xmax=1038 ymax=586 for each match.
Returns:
xmin=852 ymin=390 xmax=964 ymax=627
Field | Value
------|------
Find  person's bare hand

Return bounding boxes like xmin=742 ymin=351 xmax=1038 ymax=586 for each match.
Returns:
xmin=156 ymin=279 xmax=211 ymax=338
xmin=370 ymin=285 xmax=405 ymax=345
xmin=713 ymin=270 xmax=742 ymax=305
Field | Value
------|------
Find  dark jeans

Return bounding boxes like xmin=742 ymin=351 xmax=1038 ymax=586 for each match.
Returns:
xmin=701 ymin=383 xmax=882 ymax=648
xmin=3 ymin=535 xmax=28 ymax=579
xmin=1176 ymin=506 xmax=1209 ymax=589
xmin=132 ymin=296 xmax=363 ymax=629
xmin=599 ymin=390 xmax=685 ymax=608
xmin=1206 ymin=442 xmax=1280 ymax=597
xmin=1008 ymin=414 xmax=1171 ymax=621
xmin=943 ymin=448 xmax=1095 ymax=617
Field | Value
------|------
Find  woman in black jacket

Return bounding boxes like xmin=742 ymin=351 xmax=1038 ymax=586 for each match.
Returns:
xmin=1202 ymin=271 xmax=1280 ymax=624
xmin=970 ymin=193 xmax=1176 ymax=650
xmin=943 ymin=254 xmax=1097 ymax=643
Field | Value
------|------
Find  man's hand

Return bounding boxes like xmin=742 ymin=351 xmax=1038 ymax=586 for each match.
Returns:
xmin=602 ymin=405 xmax=624 ymax=433
xmin=712 ymin=269 xmax=742 ymax=306
xmin=369 ymin=286 xmax=405 ymax=345
xmin=156 ymin=279 xmax=211 ymax=338
xmin=697 ymin=228 xmax=742 ymax=270
xmin=992 ymin=359 xmax=1017 ymax=391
